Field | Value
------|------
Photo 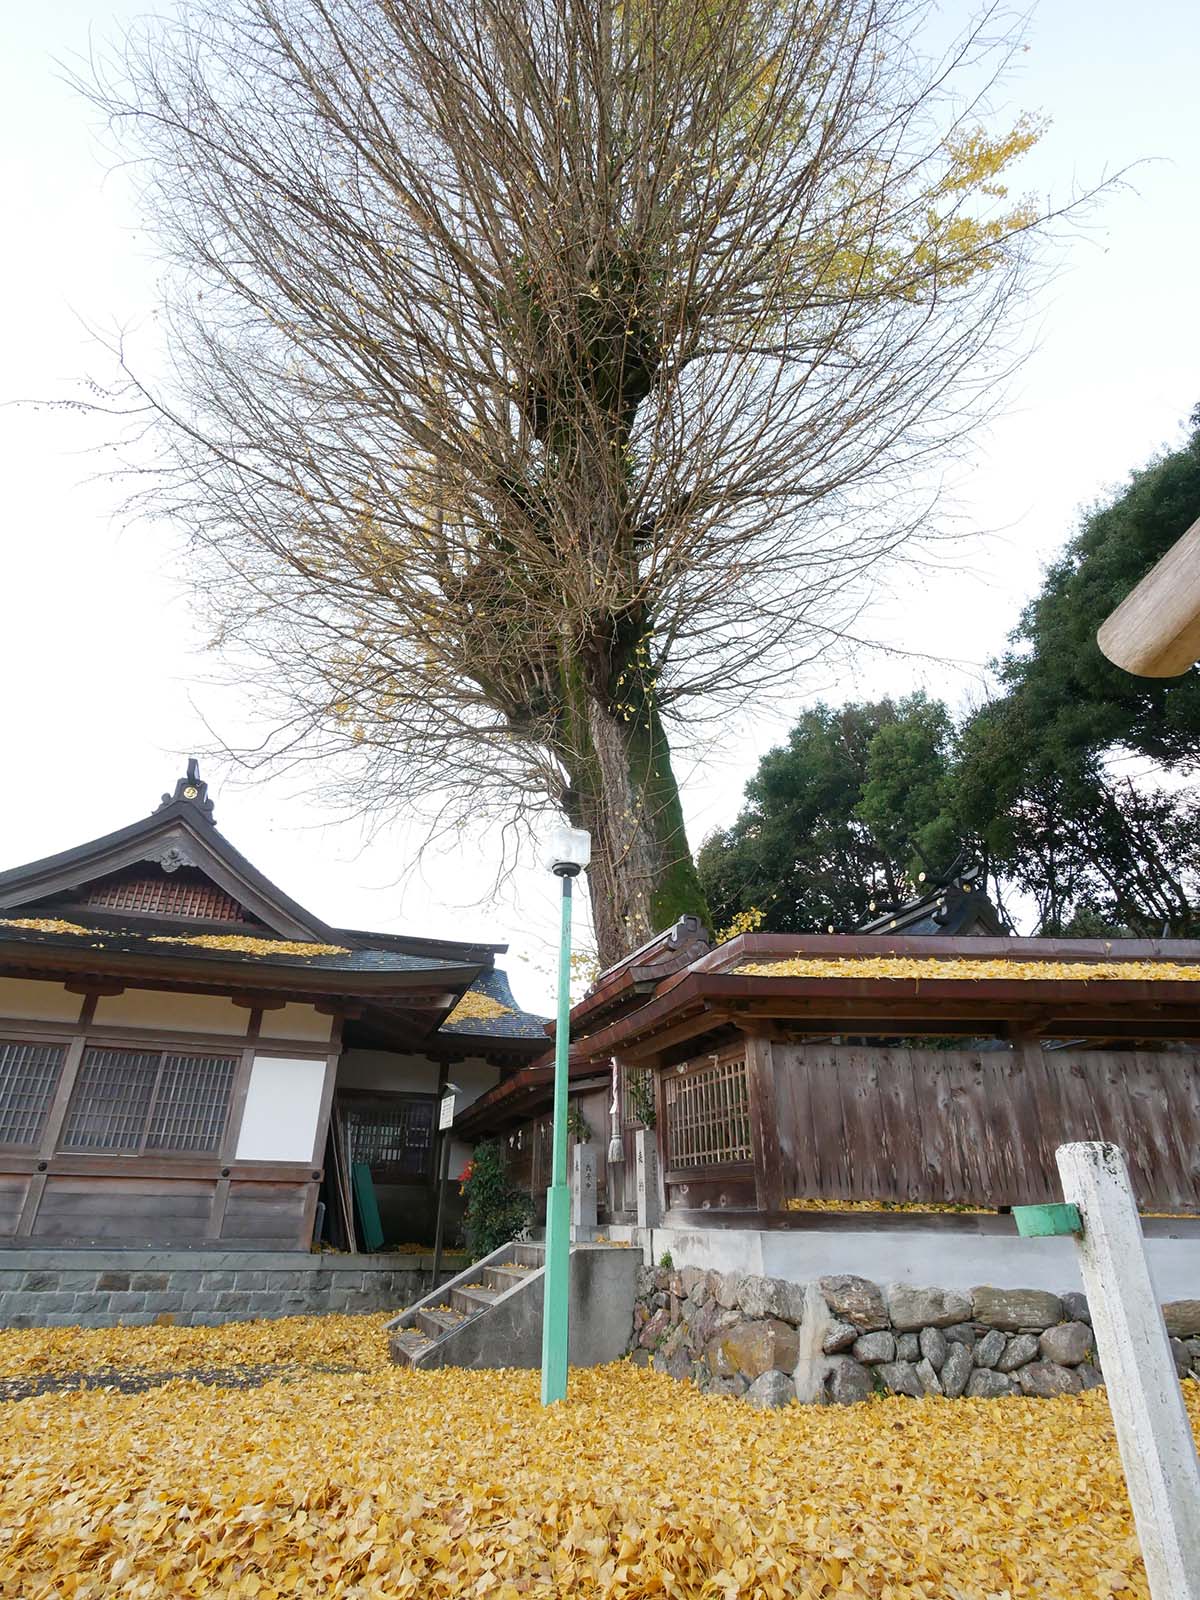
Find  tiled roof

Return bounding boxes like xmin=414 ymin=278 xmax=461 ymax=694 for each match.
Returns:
xmin=0 ymin=917 xmax=468 ymax=976
xmin=438 ymin=967 xmax=550 ymax=1040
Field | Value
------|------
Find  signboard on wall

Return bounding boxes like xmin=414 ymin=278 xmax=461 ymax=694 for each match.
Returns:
xmin=438 ymin=1091 xmax=456 ymax=1131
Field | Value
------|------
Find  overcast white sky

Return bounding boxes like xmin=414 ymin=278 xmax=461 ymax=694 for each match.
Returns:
xmin=2 ymin=1 xmax=1198 ymax=1010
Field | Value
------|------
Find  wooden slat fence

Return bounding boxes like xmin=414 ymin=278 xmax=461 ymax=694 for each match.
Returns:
xmin=770 ymin=1044 xmax=1200 ymax=1212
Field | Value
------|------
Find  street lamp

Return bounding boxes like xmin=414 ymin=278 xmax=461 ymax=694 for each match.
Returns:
xmin=540 ymin=820 xmax=591 ymax=1406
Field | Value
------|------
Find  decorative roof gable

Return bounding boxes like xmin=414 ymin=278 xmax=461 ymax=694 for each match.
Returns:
xmin=0 ymin=761 xmax=335 ymax=943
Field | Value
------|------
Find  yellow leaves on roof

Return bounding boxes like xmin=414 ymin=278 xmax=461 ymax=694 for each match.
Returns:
xmin=0 ymin=1311 xmax=1185 ymax=1598
xmin=148 ymin=934 xmax=350 ymax=957
xmin=445 ymin=990 xmax=513 ymax=1022
xmin=0 ymin=918 xmax=349 ymax=958
xmin=0 ymin=916 xmax=98 ymax=936
xmin=738 ymin=955 xmax=1200 ymax=983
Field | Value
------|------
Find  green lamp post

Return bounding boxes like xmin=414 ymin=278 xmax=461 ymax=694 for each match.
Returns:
xmin=540 ymin=821 xmax=591 ymax=1406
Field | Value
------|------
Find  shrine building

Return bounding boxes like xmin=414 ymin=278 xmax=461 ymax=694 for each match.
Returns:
xmin=0 ymin=764 xmax=546 ymax=1254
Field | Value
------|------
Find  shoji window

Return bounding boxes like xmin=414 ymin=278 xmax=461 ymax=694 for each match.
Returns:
xmin=60 ymin=1046 xmax=237 ymax=1155
xmin=0 ymin=1041 xmax=67 ymax=1149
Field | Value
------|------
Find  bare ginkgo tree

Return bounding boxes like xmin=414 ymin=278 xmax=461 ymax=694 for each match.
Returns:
xmin=81 ymin=0 xmax=1086 ymax=966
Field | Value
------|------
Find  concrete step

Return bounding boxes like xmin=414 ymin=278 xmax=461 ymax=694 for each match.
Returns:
xmin=415 ymin=1304 xmax=470 ymax=1340
xmin=510 ymin=1242 xmax=546 ymax=1267
xmin=484 ymin=1264 xmax=535 ymax=1292
xmin=450 ymin=1285 xmax=498 ymax=1315
xmin=388 ymin=1327 xmax=435 ymax=1367
xmin=386 ymin=1235 xmax=638 ymax=1374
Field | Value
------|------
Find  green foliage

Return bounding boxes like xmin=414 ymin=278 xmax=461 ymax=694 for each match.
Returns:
xmin=460 ymin=1141 xmax=533 ymax=1259
xmin=659 ymin=1251 xmax=674 ymax=1270
xmin=996 ymin=411 xmax=1200 ymax=770
xmin=956 ymin=411 xmax=1200 ymax=936
xmin=856 ymin=697 xmax=961 ymax=878
xmin=566 ymin=1103 xmax=593 ymax=1144
xmin=626 ymin=1069 xmax=657 ymax=1128
xmin=697 ymin=696 xmax=961 ymax=933
xmin=702 ymin=412 xmax=1200 ymax=940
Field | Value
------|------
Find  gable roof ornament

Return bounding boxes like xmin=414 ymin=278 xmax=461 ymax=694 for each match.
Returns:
xmin=0 ymin=761 xmax=331 ymax=941
xmin=156 ymin=758 xmax=215 ymax=824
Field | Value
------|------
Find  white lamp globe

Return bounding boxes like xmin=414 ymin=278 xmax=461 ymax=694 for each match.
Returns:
xmin=546 ymin=822 xmax=591 ymax=877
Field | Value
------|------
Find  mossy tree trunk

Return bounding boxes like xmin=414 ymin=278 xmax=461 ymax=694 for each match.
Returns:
xmin=553 ymin=643 xmax=709 ymax=969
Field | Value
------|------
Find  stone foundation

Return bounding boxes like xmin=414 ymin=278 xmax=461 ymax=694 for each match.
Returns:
xmin=0 ymin=1249 xmax=451 ymax=1328
xmin=629 ymin=1265 xmax=1200 ymax=1407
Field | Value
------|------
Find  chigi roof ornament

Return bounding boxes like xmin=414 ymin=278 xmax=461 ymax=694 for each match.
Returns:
xmin=156 ymin=757 xmax=215 ymax=823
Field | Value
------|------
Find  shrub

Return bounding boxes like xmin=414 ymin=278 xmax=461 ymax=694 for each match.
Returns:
xmin=460 ymin=1140 xmax=533 ymax=1258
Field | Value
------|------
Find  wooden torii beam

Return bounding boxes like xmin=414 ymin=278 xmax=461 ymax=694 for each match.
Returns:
xmin=1098 ymin=514 xmax=1200 ymax=677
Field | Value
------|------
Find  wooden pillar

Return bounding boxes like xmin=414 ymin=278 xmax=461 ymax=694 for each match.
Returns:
xmin=742 ymin=1031 xmax=785 ymax=1215
xmin=1057 ymin=1141 xmax=1200 ymax=1597
xmin=652 ymin=1062 xmax=670 ymax=1218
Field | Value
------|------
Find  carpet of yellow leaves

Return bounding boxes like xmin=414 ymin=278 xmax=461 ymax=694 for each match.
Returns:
xmin=3 ymin=1315 xmax=1196 ymax=1598
xmin=737 ymin=956 xmax=1200 ymax=982
xmin=0 ymin=1312 xmax=393 ymax=1380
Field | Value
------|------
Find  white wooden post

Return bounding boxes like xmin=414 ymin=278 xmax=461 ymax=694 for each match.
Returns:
xmin=571 ymin=1142 xmax=597 ymax=1239
xmin=635 ymin=1127 xmax=661 ymax=1228
xmin=1056 ymin=1141 xmax=1200 ymax=1599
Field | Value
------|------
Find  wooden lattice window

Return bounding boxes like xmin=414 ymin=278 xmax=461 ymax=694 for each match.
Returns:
xmin=60 ymin=1046 xmax=237 ymax=1155
xmin=621 ymin=1067 xmax=655 ymax=1128
xmin=664 ymin=1056 xmax=752 ymax=1169
xmin=0 ymin=1041 xmax=67 ymax=1149
xmin=81 ymin=867 xmax=252 ymax=923
xmin=341 ymin=1095 xmax=435 ymax=1182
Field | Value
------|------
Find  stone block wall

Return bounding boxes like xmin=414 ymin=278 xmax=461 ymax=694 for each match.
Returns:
xmin=0 ymin=1249 xmax=452 ymax=1328
xmin=630 ymin=1264 xmax=1200 ymax=1408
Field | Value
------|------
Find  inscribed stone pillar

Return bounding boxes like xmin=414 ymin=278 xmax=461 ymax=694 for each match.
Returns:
xmin=571 ymin=1142 xmax=598 ymax=1238
xmin=635 ymin=1127 xmax=662 ymax=1228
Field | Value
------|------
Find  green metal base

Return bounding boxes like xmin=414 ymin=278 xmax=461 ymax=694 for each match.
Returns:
xmin=1013 ymin=1202 xmax=1083 ymax=1237
xmin=540 ymin=1182 xmax=571 ymax=1405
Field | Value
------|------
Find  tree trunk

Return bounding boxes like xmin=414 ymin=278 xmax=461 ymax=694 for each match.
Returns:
xmin=559 ymin=696 xmax=710 ymax=970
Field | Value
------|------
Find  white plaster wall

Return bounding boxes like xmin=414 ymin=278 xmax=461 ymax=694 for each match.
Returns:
xmin=235 ymin=1055 xmax=328 ymax=1162
xmin=0 ymin=977 xmax=82 ymax=1023
xmin=611 ymin=1223 xmax=1200 ymax=1303
xmin=94 ymin=988 xmax=249 ymax=1036
xmin=261 ymin=1003 xmax=332 ymax=1044
xmin=337 ymin=1049 xmax=441 ymax=1095
xmin=446 ymin=1058 xmax=502 ymax=1170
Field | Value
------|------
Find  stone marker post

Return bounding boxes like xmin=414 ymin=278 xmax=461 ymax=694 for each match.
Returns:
xmin=635 ymin=1127 xmax=661 ymax=1230
xmin=571 ymin=1142 xmax=597 ymax=1240
xmin=1056 ymin=1141 xmax=1200 ymax=1600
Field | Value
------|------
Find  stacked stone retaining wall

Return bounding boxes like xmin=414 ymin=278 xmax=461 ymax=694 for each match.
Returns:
xmin=0 ymin=1250 xmax=453 ymax=1328
xmin=630 ymin=1264 xmax=1200 ymax=1408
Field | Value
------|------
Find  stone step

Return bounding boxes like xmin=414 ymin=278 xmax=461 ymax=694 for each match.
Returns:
xmin=450 ymin=1285 xmax=498 ymax=1315
xmin=388 ymin=1327 xmax=435 ymax=1367
xmin=415 ymin=1305 xmax=470 ymax=1340
xmin=387 ymin=1240 xmax=559 ymax=1371
xmin=509 ymin=1242 xmax=546 ymax=1267
xmin=484 ymin=1265 xmax=534 ymax=1293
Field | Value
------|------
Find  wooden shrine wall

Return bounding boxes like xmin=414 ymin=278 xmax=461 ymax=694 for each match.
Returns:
xmin=767 ymin=1043 xmax=1200 ymax=1213
xmin=658 ymin=1042 xmax=1200 ymax=1216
